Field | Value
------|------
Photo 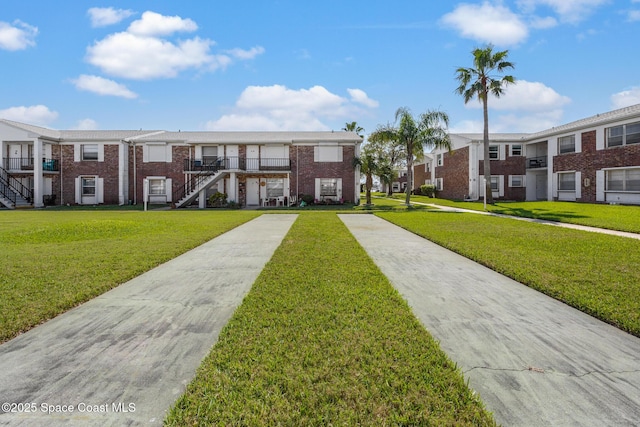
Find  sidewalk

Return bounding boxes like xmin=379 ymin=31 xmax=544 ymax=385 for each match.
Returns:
xmin=0 ymin=214 xmax=297 ymax=426
xmin=408 ymin=199 xmax=640 ymax=240
xmin=339 ymin=214 xmax=640 ymax=426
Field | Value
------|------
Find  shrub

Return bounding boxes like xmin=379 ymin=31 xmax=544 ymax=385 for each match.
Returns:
xmin=208 ymin=192 xmax=228 ymax=208
xmin=420 ymin=184 xmax=436 ymax=198
xmin=301 ymin=194 xmax=314 ymax=205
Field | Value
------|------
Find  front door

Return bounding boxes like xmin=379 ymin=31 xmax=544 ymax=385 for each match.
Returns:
xmin=246 ymin=178 xmax=259 ymax=206
xmin=247 ymin=145 xmax=259 ymax=170
xmin=81 ymin=176 xmax=97 ymax=205
xmin=536 ymin=174 xmax=547 ymax=200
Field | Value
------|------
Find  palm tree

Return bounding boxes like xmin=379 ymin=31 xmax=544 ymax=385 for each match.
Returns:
xmin=369 ymin=107 xmax=451 ymax=206
xmin=455 ymin=45 xmax=515 ymax=204
xmin=342 ymin=121 xmax=364 ymax=137
xmin=353 ymin=147 xmax=377 ymax=205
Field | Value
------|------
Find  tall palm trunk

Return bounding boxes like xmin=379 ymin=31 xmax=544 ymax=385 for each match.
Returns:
xmin=482 ymin=92 xmax=493 ymax=204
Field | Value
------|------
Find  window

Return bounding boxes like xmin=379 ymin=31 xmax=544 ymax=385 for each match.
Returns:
xmin=81 ymin=144 xmax=98 ymax=161
xmin=510 ymin=144 xmax=522 ymax=156
xmin=436 ymin=153 xmax=443 ymax=166
xmin=509 ymin=175 xmax=524 ymax=187
xmin=606 ymin=168 xmax=640 ymax=192
xmin=489 ymin=145 xmax=499 ymax=160
xmin=558 ymin=172 xmax=576 ymax=191
xmin=81 ymin=177 xmax=96 ymax=195
xmin=148 ymin=144 xmax=167 ymax=162
xmin=558 ymin=135 xmax=575 ymax=154
xmin=266 ymin=178 xmax=284 ymax=198
xmin=148 ymin=179 xmax=166 ymax=195
xmin=320 ymin=178 xmax=338 ymax=196
xmin=607 ymin=121 xmax=640 ymax=147
xmin=314 ymin=145 xmax=342 ymax=162
xmin=490 ymin=176 xmax=500 ymax=191
xmin=435 ymin=178 xmax=443 ymax=191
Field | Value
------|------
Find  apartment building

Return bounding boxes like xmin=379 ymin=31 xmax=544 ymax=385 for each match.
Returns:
xmin=0 ymin=119 xmax=362 ymax=209
xmin=423 ymin=104 xmax=640 ymax=205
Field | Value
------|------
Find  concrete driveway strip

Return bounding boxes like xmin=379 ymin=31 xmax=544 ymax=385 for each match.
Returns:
xmin=0 ymin=214 xmax=297 ymax=427
xmin=339 ymin=214 xmax=640 ymax=427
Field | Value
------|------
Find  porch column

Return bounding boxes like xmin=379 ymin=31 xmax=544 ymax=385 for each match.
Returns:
xmin=33 ymin=138 xmax=44 ymax=208
xmin=228 ymin=172 xmax=237 ymax=202
xmin=198 ymin=188 xmax=207 ymax=209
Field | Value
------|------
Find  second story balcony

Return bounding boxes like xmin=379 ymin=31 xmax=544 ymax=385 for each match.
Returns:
xmin=2 ymin=157 xmax=60 ymax=173
xmin=526 ymin=156 xmax=547 ymax=169
xmin=184 ymin=157 xmax=291 ymax=172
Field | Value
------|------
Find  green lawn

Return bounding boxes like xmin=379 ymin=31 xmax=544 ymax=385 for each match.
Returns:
xmin=403 ymin=195 xmax=640 ymax=234
xmin=377 ymin=210 xmax=640 ymax=337
xmin=166 ymin=213 xmax=495 ymax=426
xmin=0 ymin=210 xmax=260 ymax=343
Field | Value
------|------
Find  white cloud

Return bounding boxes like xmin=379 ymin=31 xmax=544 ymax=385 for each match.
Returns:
xmin=71 ymin=74 xmax=138 ymax=99
xmin=464 ymin=80 xmax=571 ymax=112
xmin=86 ymin=32 xmax=215 ymax=79
xmin=87 ymin=7 xmax=135 ymax=28
xmin=348 ymin=88 xmax=379 ymax=108
xmin=72 ymin=119 xmax=99 ymax=130
xmin=127 ymin=11 xmax=197 ymax=36
xmin=529 ymin=16 xmax=558 ymax=29
xmin=441 ymin=2 xmax=529 ymax=46
xmin=516 ymin=0 xmax=608 ymax=23
xmin=0 ymin=20 xmax=37 ymax=51
xmin=0 ymin=105 xmax=58 ymax=126
xmin=206 ymin=85 xmax=378 ymax=131
xmin=611 ymin=87 xmax=640 ymax=109
xmin=628 ymin=10 xmax=640 ymax=21
xmin=85 ymin=11 xmax=262 ymax=80
xmin=225 ymin=46 xmax=265 ymax=60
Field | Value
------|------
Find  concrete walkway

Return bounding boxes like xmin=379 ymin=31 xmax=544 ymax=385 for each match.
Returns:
xmin=406 ymin=198 xmax=640 ymax=240
xmin=339 ymin=214 xmax=640 ymax=427
xmin=0 ymin=214 xmax=297 ymax=426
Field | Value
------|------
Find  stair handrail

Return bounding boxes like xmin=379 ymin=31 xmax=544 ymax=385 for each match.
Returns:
xmin=173 ymin=169 xmax=220 ymax=204
xmin=0 ymin=165 xmax=32 ymax=203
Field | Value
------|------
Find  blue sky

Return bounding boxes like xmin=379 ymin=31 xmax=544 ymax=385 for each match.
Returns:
xmin=1 ymin=1 xmax=639 ymax=137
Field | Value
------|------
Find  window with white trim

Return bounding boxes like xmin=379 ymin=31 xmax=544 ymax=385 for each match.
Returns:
xmin=607 ymin=122 xmax=640 ymax=147
xmin=148 ymin=178 xmax=166 ymax=196
xmin=510 ymin=144 xmax=522 ymax=156
xmin=509 ymin=175 xmax=524 ymax=187
xmin=320 ymin=178 xmax=338 ymax=196
xmin=81 ymin=144 xmax=98 ymax=161
xmin=314 ymin=145 xmax=343 ymax=162
xmin=82 ymin=176 xmax=96 ymax=195
xmin=435 ymin=177 xmax=443 ymax=191
xmin=606 ymin=168 xmax=640 ymax=192
xmin=558 ymin=172 xmax=576 ymax=191
xmin=558 ymin=135 xmax=576 ymax=154
xmin=266 ymin=178 xmax=284 ymax=197
xmin=489 ymin=145 xmax=499 ymax=160
xmin=490 ymin=176 xmax=500 ymax=191
xmin=436 ymin=153 xmax=443 ymax=166
xmin=148 ymin=144 xmax=167 ymax=162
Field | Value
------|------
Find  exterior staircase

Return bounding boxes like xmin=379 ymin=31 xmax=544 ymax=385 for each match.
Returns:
xmin=174 ymin=171 xmax=227 ymax=208
xmin=0 ymin=166 xmax=33 ymax=209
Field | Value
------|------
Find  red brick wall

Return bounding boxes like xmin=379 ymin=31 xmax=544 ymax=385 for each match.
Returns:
xmin=413 ymin=163 xmax=430 ymax=192
xmin=130 ymin=145 xmax=188 ymax=203
xmin=60 ymin=144 xmax=121 ymax=205
xmin=436 ymin=147 xmax=469 ymax=199
xmin=483 ymin=145 xmax=527 ymax=200
xmin=289 ymin=145 xmax=357 ymax=203
xmin=554 ymin=130 xmax=640 ymax=202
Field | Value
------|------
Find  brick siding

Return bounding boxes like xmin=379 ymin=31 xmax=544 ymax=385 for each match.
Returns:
xmin=436 ymin=147 xmax=470 ymax=199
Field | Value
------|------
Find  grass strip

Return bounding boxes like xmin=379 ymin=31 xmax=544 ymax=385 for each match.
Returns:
xmin=166 ymin=213 xmax=495 ymax=426
xmin=0 ymin=210 xmax=259 ymax=343
xmin=377 ymin=210 xmax=640 ymax=336
xmin=404 ymin=195 xmax=640 ymax=234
